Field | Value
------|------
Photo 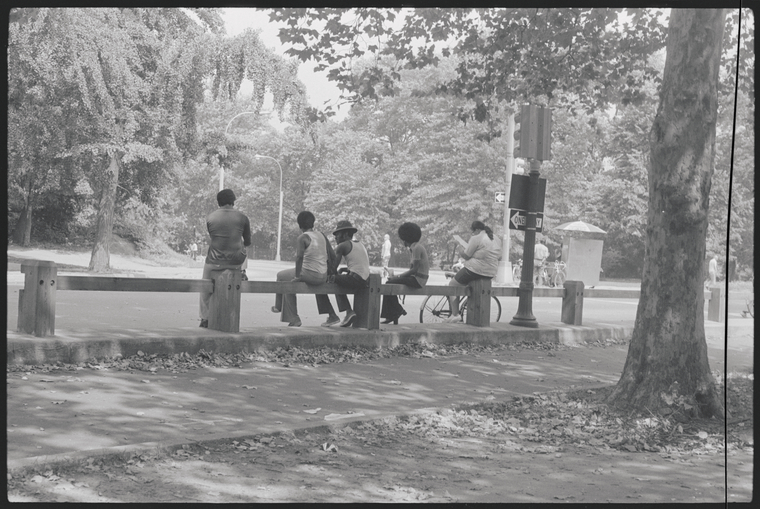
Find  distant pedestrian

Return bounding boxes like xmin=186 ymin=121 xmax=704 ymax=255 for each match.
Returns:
xmin=708 ymin=255 xmax=718 ymax=286
xmin=199 ymin=189 xmax=251 ymax=328
xmin=380 ymin=222 xmax=429 ymax=324
xmin=534 ymin=238 xmax=549 ymax=285
xmin=444 ymin=221 xmax=501 ymax=323
xmin=272 ymin=211 xmax=339 ymax=327
xmin=381 ymin=234 xmax=392 ymax=278
xmin=190 ymin=242 xmax=198 ymax=261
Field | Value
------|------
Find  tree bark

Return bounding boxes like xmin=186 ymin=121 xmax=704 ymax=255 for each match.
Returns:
xmin=88 ymin=152 xmax=121 ymax=272
xmin=12 ymin=185 xmax=34 ymax=247
xmin=606 ymin=9 xmax=727 ymax=419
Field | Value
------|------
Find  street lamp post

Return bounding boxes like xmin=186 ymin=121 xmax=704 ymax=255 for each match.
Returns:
xmin=254 ymin=154 xmax=284 ymax=262
xmin=221 ymin=111 xmax=257 ymax=191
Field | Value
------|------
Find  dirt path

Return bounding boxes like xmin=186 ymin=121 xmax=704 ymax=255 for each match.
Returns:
xmin=7 ymin=411 xmax=753 ymax=503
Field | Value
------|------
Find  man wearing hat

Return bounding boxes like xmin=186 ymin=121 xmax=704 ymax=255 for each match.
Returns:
xmin=199 ymin=189 xmax=251 ymax=328
xmin=327 ymin=220 xmax=371 ymax=327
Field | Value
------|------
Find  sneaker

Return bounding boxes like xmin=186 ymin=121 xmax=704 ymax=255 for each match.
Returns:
xmin=199 ymin=319 xmax=208 ymax=328
xmin=321 ymin=315 xmax=341 ymax=327
xmin=288 ymin=319 xmax=302 ymax=327
xmin=271 ymin=306 xmax=281 ymax=313
xmin=443 ymin=315 xmax=462 ymax=323
xmin=340 ymin=311 xmax=357 ymax=327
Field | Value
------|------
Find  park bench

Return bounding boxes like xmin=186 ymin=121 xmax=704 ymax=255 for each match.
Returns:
xmin=15 ymin=259 xmax=725 ymax=337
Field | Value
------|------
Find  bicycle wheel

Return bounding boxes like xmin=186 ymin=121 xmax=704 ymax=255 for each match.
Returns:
xmin=460 ymin=296 xmax=502 ymax=323
xmin=512 ymin=265 xmax=521 ymax=283
xmin=553 ymin=271 xmax=565 ymax=288
xmin=419 ymin=295 xmax=453 ymax=323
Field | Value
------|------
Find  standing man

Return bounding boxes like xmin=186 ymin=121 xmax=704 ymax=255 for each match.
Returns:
xmin=381 ymin=233 xmax=392 ymax=278
xmin=534 ymin=238 xmax=549 ymax=285
xmin=190 ymin=241 xmax=198 ymax=261
xmin=199 ymin=189 xmax=251 ymax=328
xmin=708 ymin=255 xmax=718 ymax=287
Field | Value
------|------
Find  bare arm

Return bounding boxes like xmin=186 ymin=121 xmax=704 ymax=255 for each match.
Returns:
xmin=332 ymin=240 xmax=353 ymax=274
xmin=293 ymin=233 xmax=311 ymax=280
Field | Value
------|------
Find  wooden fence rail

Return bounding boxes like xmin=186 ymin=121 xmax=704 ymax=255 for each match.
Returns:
xmin=15 ymin=260 xmax=723 ymax=338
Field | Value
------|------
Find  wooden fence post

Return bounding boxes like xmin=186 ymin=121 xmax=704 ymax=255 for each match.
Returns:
xmin=466 ymin=278 xmax=491 ymax=327
xmin=707 ymin=286 xmax=724 ymax=322
xmin=18 ymin=260 xmax=58 ymax=337
xmin=562 ymin=280 xmax=584 ymax=325
xmin=208 ymin=269 xmax=242 ymax=332
xmin=354 ymin=273 xmax=381 ymax=330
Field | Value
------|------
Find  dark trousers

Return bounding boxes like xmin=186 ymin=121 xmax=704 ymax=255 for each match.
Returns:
xmin=381 ymin=275 xmax=422 ymax=318
xmin=331 ymin=271 xmax=369 ymax=313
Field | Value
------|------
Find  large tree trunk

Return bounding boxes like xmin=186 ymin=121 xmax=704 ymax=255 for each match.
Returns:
xmin=11 ymin=178 xmax=34 ymax=246
xmin=12 ymin=201 xmax=33 ymax=247
xmin=88 ymin=153 xmax=121 ymax=272
xmin=606 ymin=9 xmax=727 ymax=419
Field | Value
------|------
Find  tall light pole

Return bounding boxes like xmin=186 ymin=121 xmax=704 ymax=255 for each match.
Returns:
xmin=221 ymin=111 xmax=257 ymax=191
xmin=496 ymin=111 xmax=516 ymax=285
xmin=254 ymin=154 xmax=284 ymax=262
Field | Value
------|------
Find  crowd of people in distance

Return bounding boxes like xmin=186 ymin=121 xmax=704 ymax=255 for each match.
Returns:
xmin=198 ymin=189 xmax=503 ymax=328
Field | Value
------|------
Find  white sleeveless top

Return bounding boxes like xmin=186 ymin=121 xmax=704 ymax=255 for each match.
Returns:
xmin=343 ymin=240 xmax=370 ymax=279
xmin=302 ymin=231 xmax=327 ymax=274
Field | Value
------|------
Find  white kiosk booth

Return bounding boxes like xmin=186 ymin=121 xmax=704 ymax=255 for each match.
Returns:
xmin=555 ymin=221 xmax=607 ymax=287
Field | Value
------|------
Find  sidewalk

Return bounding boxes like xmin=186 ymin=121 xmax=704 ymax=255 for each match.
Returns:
xmin=6 ymin=318 xmax=752 ymax=470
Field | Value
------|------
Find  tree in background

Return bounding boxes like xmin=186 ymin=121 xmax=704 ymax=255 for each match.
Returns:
xmin=8 ymin=8 xmax=308 ymax=271
xmin=607 ymin=9 xmax=729 ymax=417
xmin=8 ymin=8 xmax=224 ymax=270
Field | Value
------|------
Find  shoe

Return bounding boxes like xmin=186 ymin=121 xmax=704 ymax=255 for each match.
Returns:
xmin=199 ymin=319 xmax=208 ymax=328
xmin=340 ymin=312 xmax=357 ymax=327
xmin=321 ymin=315 xmax=341 ymax=327
xmin=271 ymin=306 xmax=281 ymax=313
xmin=288 ymin=320 xmax=302 ymax=327
xmin=443 ymin=315 xmax=462 ymax=323
xmin=381 ymin=309 xmax=406 ymax=325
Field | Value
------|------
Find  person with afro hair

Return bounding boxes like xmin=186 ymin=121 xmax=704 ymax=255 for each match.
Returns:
xmin=380 ymin=222 xmax=429 ymax=324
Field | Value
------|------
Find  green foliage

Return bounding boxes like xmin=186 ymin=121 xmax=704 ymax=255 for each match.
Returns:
xmin=272 ymin=7 xmax=668 ymax=120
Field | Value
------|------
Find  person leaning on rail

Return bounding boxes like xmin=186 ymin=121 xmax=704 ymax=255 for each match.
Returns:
xmin=443 ymin=220 xmax=501 ymax=323
xmin=199 ymin=189 xmax=251 ymax=328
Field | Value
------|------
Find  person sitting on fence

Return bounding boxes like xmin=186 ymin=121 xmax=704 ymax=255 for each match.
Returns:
xmin=320 ymin=220 xmax=370 ymax=328
xmin=272 ymin=211 xmax=340 ymax=327
xmin=199 ymin=189 xmax=251 ymax=328
xmin=380 ymin=222 xmax=429 ymax=324
xmin=444 ymin=221 xmax=501 ymax=323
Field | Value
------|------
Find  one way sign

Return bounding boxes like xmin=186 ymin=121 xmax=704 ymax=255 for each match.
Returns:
xmin=509 ymin=209 xmax=544 ymax=232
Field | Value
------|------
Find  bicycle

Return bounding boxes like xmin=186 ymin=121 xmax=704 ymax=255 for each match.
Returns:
xmin=419 ymin=272 xmax=502 ymax=323
xmin=534 ymin=261 xmax=549 ymax=287
xmin=551 ymin=261 xmax=566 ymax=288
xmin=512 ymin=259 xmax=522 ymax=283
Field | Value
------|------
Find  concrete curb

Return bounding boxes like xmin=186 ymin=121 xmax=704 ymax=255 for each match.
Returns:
xmin=7 ymin=322 xmax=634 ymax=366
